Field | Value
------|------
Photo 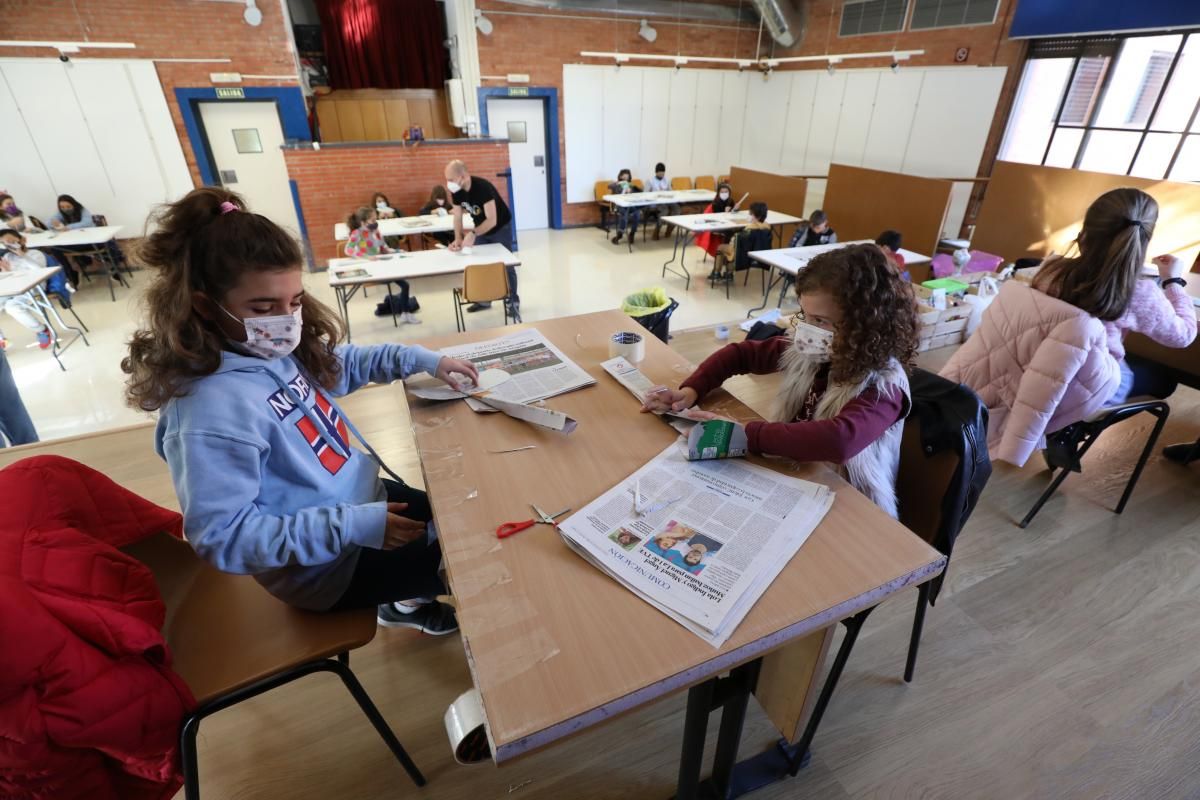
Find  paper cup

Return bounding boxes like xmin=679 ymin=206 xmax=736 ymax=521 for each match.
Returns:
xmin=444 ymin=688 xmax=491 ymax=765
xmin=609 ymin=331 xmax=645 ymax=362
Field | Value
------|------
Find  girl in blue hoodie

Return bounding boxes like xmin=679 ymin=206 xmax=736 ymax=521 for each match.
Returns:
xmin=122 ymin=187 xmax=477 ymax=634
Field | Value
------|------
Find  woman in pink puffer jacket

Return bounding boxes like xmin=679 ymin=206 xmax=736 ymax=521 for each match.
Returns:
xmin=943 ymin=188 xmax=1196 ymax=467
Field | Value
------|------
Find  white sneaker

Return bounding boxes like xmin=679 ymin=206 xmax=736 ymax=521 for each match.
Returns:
xmin=401 ymin=312 xmax=423 ymax=325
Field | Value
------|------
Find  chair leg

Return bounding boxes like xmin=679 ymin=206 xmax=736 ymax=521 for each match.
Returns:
xmin=1018 ymin=463 xmax=1074 ymax=529
xmin=1115 ymin=405 xmax=1169 ymax=514
xmin=903 ymin=582 xmax=932 ymax=683
xmin=330 ymin=659 xmax=427 ymax=788
xmin=180 ymin=713 xmax=202 ymax=800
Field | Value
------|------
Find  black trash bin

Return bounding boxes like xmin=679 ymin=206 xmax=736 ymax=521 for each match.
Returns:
xmin=621 ymin=288 xmax=678 ymax=343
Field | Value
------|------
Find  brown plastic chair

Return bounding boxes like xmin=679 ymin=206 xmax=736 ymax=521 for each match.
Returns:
xmin=631 ymin=178 xmax=645 ymax=191
xmin=695 ymin=175 xmax=716 ymax=191
xmin=454 ymin=262 xmax=511 ymax=331
xmin=594 ymin=180 xmax=613 ymax=232
xmin=718 ymin=174 xmax=731 ymax=185
xmin=671 ymin=177 xmax=693 ymax=190
xmin=121 ymin=532 xmax=425 ymax=800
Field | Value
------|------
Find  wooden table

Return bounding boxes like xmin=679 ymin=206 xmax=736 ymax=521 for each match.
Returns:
xmin=24 ymin=226 xmax=126 ymax=301
xmin=409 ymin=310 xmax=944 ymax=797
xmin=658 ymin=211 xmax=805 ymax=290
xmin=328 ymin=244 xmax=519 ymax=340
xmin=333 ymin=213 xmax=473 ymax=242
xmin=0 ymin=266 xmax=89 ymax=370
xmin=746 ymin=241 xmax=932 ymax=316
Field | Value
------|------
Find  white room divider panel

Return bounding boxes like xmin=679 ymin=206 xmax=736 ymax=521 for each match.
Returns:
xmin=563 ymin=62 xmax=1007 ymax=237
xmin=0 ymin=58 xmax=195 ymax=235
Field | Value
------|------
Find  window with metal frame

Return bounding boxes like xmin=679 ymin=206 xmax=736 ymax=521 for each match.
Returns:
xmin=839 ymin=0 xmax=909 ymax=36
xmin=909 ymin=0 xmax=999 ymax=30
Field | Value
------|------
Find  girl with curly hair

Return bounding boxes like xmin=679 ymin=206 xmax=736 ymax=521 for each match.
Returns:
xmin=122 ymin=187 xmax=477 ymax=632
xmin=643 ymin=243 xmax=919 ymax=517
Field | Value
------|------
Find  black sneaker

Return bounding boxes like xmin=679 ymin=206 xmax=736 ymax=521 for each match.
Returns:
xmin=377 ymin=600 xmax=459 ymax=635
xmin=466 ymin=302 xmax=492 ymax=313
xmin=1163 ymin=442 xmax=1200 ymax=465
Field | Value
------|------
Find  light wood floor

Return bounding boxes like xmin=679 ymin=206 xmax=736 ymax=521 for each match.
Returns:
xmin=178 ymin=323 xmax=1200 ymax=800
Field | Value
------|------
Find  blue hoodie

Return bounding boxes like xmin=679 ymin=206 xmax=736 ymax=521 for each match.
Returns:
xmin=156 ymin=343 xmax=443 ymax=610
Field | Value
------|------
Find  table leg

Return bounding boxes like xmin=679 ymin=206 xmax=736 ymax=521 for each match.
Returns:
xmin=31 ymin=286 xmax=88 ymax=371
xmin=661 ymin=227 xmax=693 ymax=291
xmin=672 ymin=659 xmax=761 ymax=800
xmin=745 ymin=266 xmax=784 ymax=318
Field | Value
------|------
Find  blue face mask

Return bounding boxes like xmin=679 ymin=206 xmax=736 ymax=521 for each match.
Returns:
xmin=367 ymin=222 xmax=379 ymax=231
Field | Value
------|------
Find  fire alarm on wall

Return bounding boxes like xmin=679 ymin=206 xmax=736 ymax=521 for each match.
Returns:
xmin=955 ymin=47 xmax=970 ymax=63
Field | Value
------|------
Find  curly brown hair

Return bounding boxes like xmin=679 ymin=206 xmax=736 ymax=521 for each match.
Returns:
xmin=794 ymin=242 xmax=919 ymax=383
xmin=122 ymin=187 xmax=344 ymax=412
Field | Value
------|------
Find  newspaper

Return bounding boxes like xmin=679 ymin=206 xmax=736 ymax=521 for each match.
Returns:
xmin=435 ymin=329 xmax=595 ymax=404
xmin=558 ymin=442 xmax=834 ymax=646
xmin=599 ymin=356 xmax=700 ymax=434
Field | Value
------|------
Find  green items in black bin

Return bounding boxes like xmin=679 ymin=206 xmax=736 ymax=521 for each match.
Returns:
xmin=686 ymin=420 xmax=748 ymax=461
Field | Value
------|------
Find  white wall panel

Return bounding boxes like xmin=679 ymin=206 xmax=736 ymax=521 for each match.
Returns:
xmin=780 ymin=72 xmax=817 ymax=175
xmin=665 ymin=70 xmax=699 ymax=179
xmin=601 ymin=66 xmax=645 ymax=180
xmin=903 ymin=67 xmax=1006 ymax=177
xmin=563 ymin=65 xmax=605 ymax=202
xmin=740 ymin=72 xmax=789 ymax=173
xmin=862 ymin=70 xmax=924 ymax=172
xmin=638 ymin=68 xmax=672 ymax=176
xmin=127 ymin=61 xmax=193 ymax=202
xmin=803 ymin=71 xmax=847 ymax=176
xmin=831 ymin=71 xmax=878 ymax=167
xmin=715 ymin=72 xmax=749 ymax=175
xmin=0 ymin=69 xmax=56 ymax=222
xmin=691 ymin=70 xmax=725 ymax=182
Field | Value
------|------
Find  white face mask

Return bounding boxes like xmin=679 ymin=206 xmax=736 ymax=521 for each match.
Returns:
xmin=719 ymin=191 xmax=730 ymax=200
xmin=375 ymin=200 xmax=387 ymax=209
xmin=220 ymin=304 xmax=303 ymax=360
xmin=793 ymin=320 xmax=834 ymax=362
xmin=447 ymin=180 xmax=463 ymax=194
xmin=435 ymin=198 xmax=445 ymax=206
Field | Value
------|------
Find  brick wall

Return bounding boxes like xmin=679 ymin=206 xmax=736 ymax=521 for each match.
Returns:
xmin=476 ymin=0 xmax=1026 ymax=228
xmin=284 ymin=140 xmax=511 ymax=265
xmin=0 ymin=0 xmax=302 ymax=186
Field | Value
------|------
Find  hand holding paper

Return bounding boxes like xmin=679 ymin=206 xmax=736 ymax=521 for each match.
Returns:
xmin=437 ymin=356 xmax=479 ymax=386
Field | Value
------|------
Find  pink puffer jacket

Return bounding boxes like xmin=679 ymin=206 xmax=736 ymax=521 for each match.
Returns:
xmin=941 ymin=281 xmax=1120 ymax=467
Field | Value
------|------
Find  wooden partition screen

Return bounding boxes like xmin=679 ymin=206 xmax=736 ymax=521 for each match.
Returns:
xmin=821 ymin=164 xmax=953 ymax=257
xmin=315 ymin=88 xmax=458 ymax=143
xmin=729 ymin=166 xmax=808 ymax=238
xmin=972 ymin=161 xmax=1200 ymax=268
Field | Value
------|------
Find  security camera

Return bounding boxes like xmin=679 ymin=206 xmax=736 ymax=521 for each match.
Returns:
xmin=890 ymin=60 xmax=899 ymax=72
xmin=58 ymin=52 xmax=70 ymax=63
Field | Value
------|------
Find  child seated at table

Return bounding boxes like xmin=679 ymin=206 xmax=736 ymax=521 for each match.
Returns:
xmin=345 ymin=207 xmax=420 ymax=325
xmin=608 ymin=168 xmax=642 ymax=245
xmin=122 ymin=187 xmax=479 ymax=630
xmin=0 ymin=229 xmax=54 ymax=350
xmin=876 ymin=230 xmax=908 ymax=281
xmin=789 ymin=210 xmax=837 ymax=248
xmin=643 ymin=243 xmax=918 ymax=518
xmin=647 ymin=162 xmax=681 ymax=240
xmin=419 ymin=186 xmax=454 ymax=246
xmin=697 ymin=182 xmax=739 ymax=259
xmin=372 ymin=192 xmax=398 ymax=219
xmin=713 ymin=202 xmax=770 ymax=280
xmin=0 ymin=193 xmax=45 ymax=233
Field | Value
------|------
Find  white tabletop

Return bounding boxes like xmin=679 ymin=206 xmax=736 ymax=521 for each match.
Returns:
xmin=328 ymin=243 xmax=519 ymax=287
xmin=24 ymin=226 xmax=122 ymax=249
xmin=660 ymin=210 xmax=804 ymax=233
xmin=603 ymin=189 xmax=715 ymax=208
xmin=750 ymin=240 xmax=932 ymax=276
xmin=333 ymin=213 xmax=473 ymax=242
xmin=0 ymin=266 xmax=58 ymax=298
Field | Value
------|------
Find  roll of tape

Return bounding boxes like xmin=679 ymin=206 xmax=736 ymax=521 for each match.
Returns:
xmin=609 ymin=331 xmax=645 ymax=363
xmin=444 ymin=688 xmax=491 ymax=765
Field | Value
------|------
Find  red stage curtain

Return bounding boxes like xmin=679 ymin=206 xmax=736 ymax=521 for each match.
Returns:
xmin=317 ymin=0 xmax=448 ymax=90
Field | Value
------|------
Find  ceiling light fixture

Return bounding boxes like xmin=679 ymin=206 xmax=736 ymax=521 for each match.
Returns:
xmin=475 ymin=10 xmax=494 ymax=36
xmin=583 ymin=49 xmax=924 ymax=72
xmin=638 ymin=19 xmax=657 ymax=43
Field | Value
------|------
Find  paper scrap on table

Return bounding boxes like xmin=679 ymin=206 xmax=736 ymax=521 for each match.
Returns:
xmin=739 ymin=308 xmax=782 ymax=332
xmin=407 ymin=368 xmax=511 ymax=401
xmin=471 ymin=395 xmax=577 ymax=434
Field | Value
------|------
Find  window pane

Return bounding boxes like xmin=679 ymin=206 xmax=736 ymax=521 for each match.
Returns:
xmin=1045 ymin=128 xmax=1084 ymax=168
xmin=1078 ymin=130 xmax=1141 ymax=174
xmin=1094 ymin=34 xmax=1182 ymax=129
xmin=1151 ymin=34 xmax=1200 ymax=131
xmin=1131 ymin=132 xmax=1182 ymax=178
xmin=1060 ymin=56 xmax=1110 ymax=126
xmin=1169 ymin=135 xmax=1200 ymax=181
xmin=839 ymin=0 xmax=908 ymax=36
xmin=998 ymin=58 xmax=1075 ymax=164
xmin=909 ymin=0 xmax=999 ymax=29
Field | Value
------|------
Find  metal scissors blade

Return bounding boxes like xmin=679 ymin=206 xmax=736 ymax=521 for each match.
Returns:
xmin=532 ymin=505 xmax=570 ymax=525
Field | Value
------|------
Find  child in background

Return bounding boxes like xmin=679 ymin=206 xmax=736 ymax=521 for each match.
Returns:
xmin=372 ymin=192 xmax=397 ymax=219
xmin=713 ymin=201 xmax=770 ymax=280
xmin=646 ymin=162 xmax=680 ymax=241
xmin=876 ymin=230 xmax=908 ymax=281
xmin=712 ymin=182 xmax=736 ymax=214
xmin=49 ymin=195 xmax=95 ymax=230
xmin=790 ymin=210 xmax=837 ymax=248
xmin=122 ymin=187 xmax=478 ymax=630
xmin=608 ymin=168 xmax=642 ymax=245
xmin=644 ymin=244 xmax=918 ymax=518
xmin=0 ymin=193 xmax=45 ymax=233
xmin=345 ymin=207 xmax=419 ymax=325
xmin=0 ymin=229 xmax=55 ymax=350
xmin=697 ymin=182 xmax=739 ymax=260
xmin=419 ymin=185 xmax=454 ymax=246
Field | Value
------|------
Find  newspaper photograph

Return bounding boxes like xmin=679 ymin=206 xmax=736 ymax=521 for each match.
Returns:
xmin=558 ymin=442 xmax=834 ymax=646
xmin=436 ymin=330 xmax=595 ymax=404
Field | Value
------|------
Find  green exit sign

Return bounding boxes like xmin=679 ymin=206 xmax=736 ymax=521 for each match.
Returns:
xmin=215 ymin=87 xmax=245 ymax=99
xmin=507 ymin=87 xmax=529 ymax=97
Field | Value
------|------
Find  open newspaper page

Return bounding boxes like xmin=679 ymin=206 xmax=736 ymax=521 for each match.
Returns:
xmin=435 ymin=330 xmax=595 ymax=403
xmin=558 ymin=442 xmax=834 ymax=646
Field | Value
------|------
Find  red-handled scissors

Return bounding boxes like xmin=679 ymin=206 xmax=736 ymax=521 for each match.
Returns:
xmin=496 ymin=505 xmax=570 ymax=539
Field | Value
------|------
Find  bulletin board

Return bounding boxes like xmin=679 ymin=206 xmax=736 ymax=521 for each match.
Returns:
xmin=820 ymin=163 xmax=953 ymax=257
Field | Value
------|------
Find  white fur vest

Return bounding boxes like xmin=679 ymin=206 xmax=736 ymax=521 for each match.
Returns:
xmin=773 ymin=348 xmax=911 ymax=518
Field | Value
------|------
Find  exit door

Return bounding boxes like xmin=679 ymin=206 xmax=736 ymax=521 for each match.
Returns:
xmin=485 ymin=97 xmax=549 ymax=230
xmin=198 ymin=100 xmax=301 ymax=235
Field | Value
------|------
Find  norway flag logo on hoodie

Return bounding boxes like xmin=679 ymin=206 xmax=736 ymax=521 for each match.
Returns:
xmin=296 ymin=393 xmax=350 ymax=475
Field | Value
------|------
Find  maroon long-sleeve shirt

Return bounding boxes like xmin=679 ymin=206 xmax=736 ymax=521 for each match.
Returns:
xmin=680 ymin=337 xmax=907 ymax=464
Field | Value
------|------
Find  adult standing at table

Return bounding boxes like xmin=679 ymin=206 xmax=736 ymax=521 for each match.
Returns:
xmin=445 ymin=159 xmax=520 ymax=322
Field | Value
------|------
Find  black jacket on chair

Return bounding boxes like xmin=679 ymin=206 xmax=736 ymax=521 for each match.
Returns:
xmin=908 ymin=368 xmax=992 ymax=602
xmin=734 ymin=227 xmax=774 ymax=271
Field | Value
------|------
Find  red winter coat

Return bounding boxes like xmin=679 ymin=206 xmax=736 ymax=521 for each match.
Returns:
xmin=693 ymin=203 xmax=725 ymax=258
xmin=0 ymin=455 xmax=195 ymax=800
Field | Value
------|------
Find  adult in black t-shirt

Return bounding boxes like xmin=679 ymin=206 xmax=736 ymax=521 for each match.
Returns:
xmin=445 ymin=159 xmax=519 ymax=320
